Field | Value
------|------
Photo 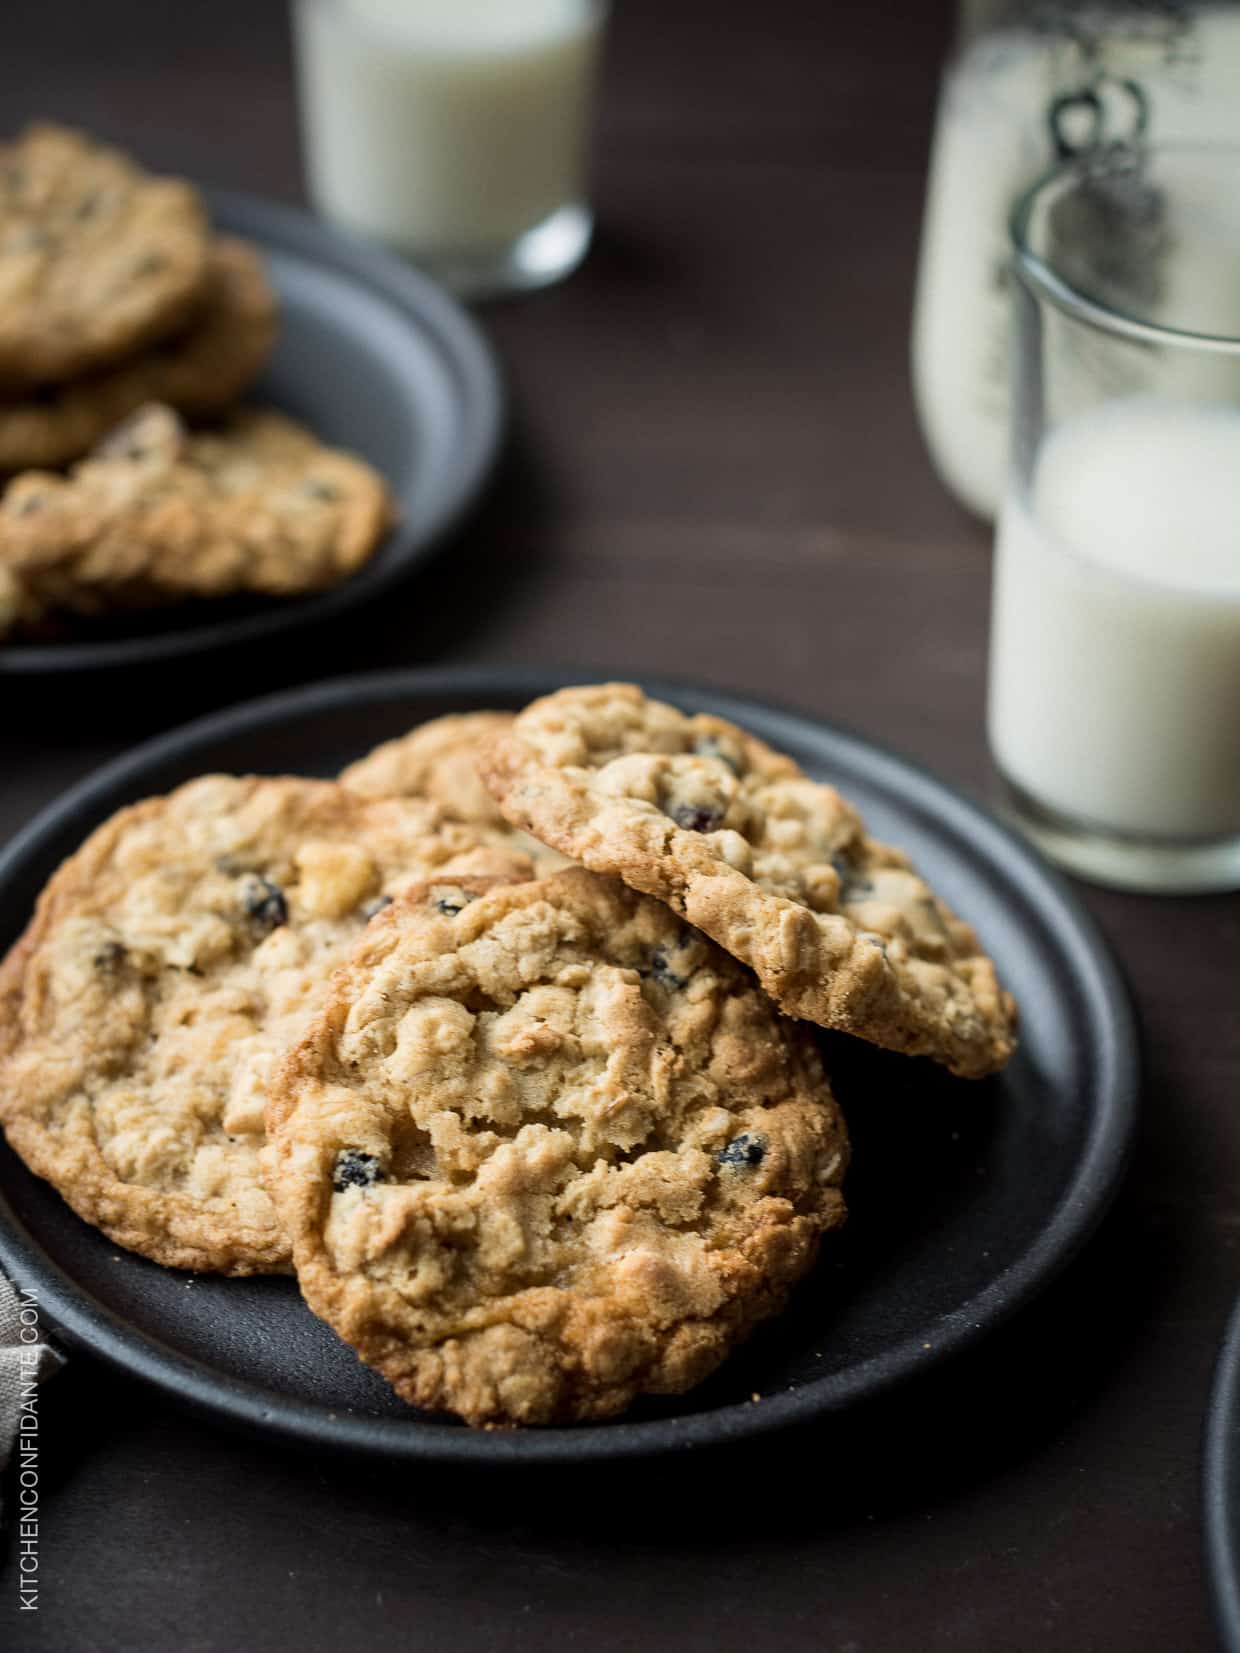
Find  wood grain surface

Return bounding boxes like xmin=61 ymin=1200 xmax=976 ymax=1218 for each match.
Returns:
xmin=0 ymin=4 xmax=1235 ymax=1649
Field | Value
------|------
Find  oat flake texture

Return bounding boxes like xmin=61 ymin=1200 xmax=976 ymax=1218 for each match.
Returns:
xmin=481 ymin=683 xmax=1017 ymax=1079
xmin=267 ymin=869 xmax=849 ymax=1426
xmin=0 ymin=774 xmax=535 ymax=1274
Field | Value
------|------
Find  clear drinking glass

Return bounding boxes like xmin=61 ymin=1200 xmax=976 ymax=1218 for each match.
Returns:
xmin=291 ymin=0 xmax=607 ymax=300
xmin=987 ymin=142 xmax=1240 ymax=892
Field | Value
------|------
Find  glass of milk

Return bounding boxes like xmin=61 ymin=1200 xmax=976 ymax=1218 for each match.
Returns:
xmin=988 ymin=143 xmax=1240 ymax=892
xmin=291 ymin=0 xmax=607 ymax=298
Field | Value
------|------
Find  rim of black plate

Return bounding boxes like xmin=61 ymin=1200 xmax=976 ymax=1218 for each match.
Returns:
xmin=0 ymin=191 xmax=504 ymax=675
xmin=1206 ymin=1292 xmax=1240 ymax=1649
xmin=0 ymin=666 xmax=1142 ymax=1463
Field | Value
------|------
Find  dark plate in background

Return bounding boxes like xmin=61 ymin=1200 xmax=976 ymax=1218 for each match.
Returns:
xmin=0 ymin=668 xmax=1140 ymax=1462
xmin=0 ymin=191 xmax=503 ymax=674
xmin=1206 ymin=1292 xmax=1240 ymax=1649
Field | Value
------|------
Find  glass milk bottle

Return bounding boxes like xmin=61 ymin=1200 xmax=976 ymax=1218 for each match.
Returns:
xmin=912 ymin=0 xmax=1240 ymax=520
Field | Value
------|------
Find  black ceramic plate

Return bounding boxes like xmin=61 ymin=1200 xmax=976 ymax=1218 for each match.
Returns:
xmin=0 ymin=191 xmax=503 ymax=675
xmin=1206 ymin=1295 xmax=1240 ymax=1649
xmin=0 ymin=668 xmax=1139 ymax=1463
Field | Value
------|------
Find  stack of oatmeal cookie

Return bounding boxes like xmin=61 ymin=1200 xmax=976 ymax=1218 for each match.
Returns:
xmin=0 ymin=124 xmax=393 ymax=638
xmin=0 ymin=685 xmax=1017 ymax=1426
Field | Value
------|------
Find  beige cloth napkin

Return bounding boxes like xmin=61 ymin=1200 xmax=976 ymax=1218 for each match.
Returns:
xmin=0 ymin=1268 xmax=62 ymax=1476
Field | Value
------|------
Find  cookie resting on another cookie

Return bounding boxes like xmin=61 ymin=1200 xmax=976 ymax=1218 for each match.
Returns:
xmin=0 ymin=123 xmax=209 ymax=390
xmin=481 ymin=684 xmax=1017 ymax=1079
xmin=267 ymin=869 xmax=849 ymax=1426
xmin=0 ymin=236 xmax=278 ymax=471
xmin=0 ymin=775 xmax=536 ymax=1275
xmin=0 ymin=402 xmax=393 ymax=635
xmin=341 ymin=712 xmax=571 ymax=874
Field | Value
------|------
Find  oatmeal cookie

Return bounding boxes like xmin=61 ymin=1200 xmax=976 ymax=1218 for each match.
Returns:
xmin=0 ymin=237 xmax=278 ymax=471
xmin=341 ymin=712 xmax=571 ymax=873
xmin=0 ymin=402 xmax=393 ymax=632
xmin=0 ymin=775 xmax=535 ymax=1274
xmin=267 ymin=868 xmax=849 ymax=1426
xmin=481 ymin=684 xmax=1016 ymax=1079
xmin=0 ymin=123 xmax=209 ymax=389
xmin=342 ymin=712 xmax=517 ymax=823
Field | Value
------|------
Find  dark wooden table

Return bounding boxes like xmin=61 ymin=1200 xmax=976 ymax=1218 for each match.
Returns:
xmin=1 ymin=3 xmax=1235 ymax=1649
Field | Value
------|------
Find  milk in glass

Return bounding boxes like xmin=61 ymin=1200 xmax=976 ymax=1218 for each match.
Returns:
xmin=988 ymin=395 xmax=1240 ymax=838
xmin=293 ymin=0 xmax=603 ymax=265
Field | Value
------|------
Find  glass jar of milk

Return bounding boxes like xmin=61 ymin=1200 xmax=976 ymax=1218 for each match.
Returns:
xmin=291 ymin=0 xmax=606 ymax=298
xmin=987 ymin=143 xmax=1240 ymax=892
xmin=912 ymin=1 xmax=1240 ymax=519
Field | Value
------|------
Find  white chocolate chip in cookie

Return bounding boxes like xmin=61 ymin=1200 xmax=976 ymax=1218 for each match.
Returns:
xmin=294 ymin=840 xmax=379 ymax=920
